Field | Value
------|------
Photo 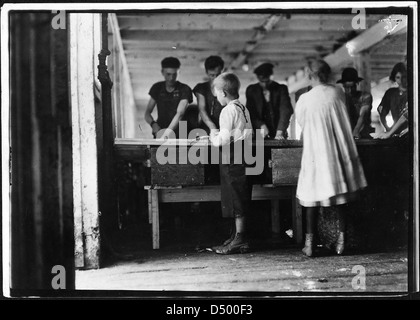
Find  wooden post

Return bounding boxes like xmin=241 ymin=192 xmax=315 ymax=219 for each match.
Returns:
xmin=70 ymin=13 xmax=102 ymax=269
xmin=8 ymin=12 xmax=75 ymax=290
xmin=97 ymin=13 xmax=119 ymax=264
xmin=353 ymin=50 xmax=372 ymax=93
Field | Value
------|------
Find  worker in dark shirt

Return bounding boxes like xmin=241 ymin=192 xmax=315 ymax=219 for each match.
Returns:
xmin=337 ymin=67 xmax=374 ymax=139
xmin=246 ymin=63 xmax=294 ymax=140
xmin=193 ymin=55 xmax=225 ymax=134
xmin=145 ymin=57 xmax=193 ymax=138
xmin=377 ymin=62 xmax=408 ymax=138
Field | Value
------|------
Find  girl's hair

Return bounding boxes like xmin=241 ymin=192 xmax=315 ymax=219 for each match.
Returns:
xmin=213 ymin=72 xmax=240 ymax=98
xmin=389 ymin=62 xmax=407 ymax=82
xmin=307 ymin=59 xmax=331 ymax=83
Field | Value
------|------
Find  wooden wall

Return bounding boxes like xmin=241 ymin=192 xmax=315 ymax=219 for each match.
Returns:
xmin=9 ymin=12 xmax=74 ymax=291
xmin=108 ymin=14 xmax=138 ymax=139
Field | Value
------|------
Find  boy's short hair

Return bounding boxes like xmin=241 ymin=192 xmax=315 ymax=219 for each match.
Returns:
xmin=161 ymin=57 xmax=181 ymax=69
xmin=213 ymin=72 xmax=240 ymax=98
xmin=204 ymin=55 xmax=224 ymax=71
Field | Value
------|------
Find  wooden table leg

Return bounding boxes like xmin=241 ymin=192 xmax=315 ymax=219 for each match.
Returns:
xmin=271 ymin=199 xmax=280 ymax=234
xmin=149 ymin=189 xmax=160 ymax=249
xmin=147 ymin=189 xmax=153 ymax=224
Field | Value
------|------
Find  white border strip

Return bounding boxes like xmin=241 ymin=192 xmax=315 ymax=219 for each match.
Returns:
xmin=1 ymin=6 xmax=11 ymax=298
xmin=1 ymin=2 xmax=417 ymax=11
xmin=411 ymin=3 xmax=419 ymax=293
xmin=1 ymin=1 xmax=418 ymax=296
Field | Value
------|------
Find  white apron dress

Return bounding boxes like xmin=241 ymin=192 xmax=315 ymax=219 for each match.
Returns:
xmin=295 ymin=84 xmax=367 ymax=207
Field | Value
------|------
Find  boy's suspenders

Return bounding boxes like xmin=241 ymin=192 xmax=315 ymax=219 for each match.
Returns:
xmin=232 ymin=100 xmax=249 ymax=123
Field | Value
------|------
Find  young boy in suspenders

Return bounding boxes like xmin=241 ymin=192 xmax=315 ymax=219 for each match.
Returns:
xmin=210 ymin=73 xmax=253 ymax=254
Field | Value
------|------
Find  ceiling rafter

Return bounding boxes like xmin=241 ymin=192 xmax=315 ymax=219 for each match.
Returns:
xmin=227 ymin=14 xmax=288 ymax=71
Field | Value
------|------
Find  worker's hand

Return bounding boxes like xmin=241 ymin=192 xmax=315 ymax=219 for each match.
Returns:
xmin=377 ymin=131 xmax=392 ymax=139
xmin=259 ymin=124 xmax=270 ymax=139
xmin=207 ymin=123 xmax=218 ymax=131
xmin=151 ymin=122 xmax=161 ymax=137
xmin=353 ymin=131 xmax=361 ymax=140
xmin=274 ymin=130 xmax=286 ymax=140
xmin=155 ymin=128 xmax=173 ymax=140
xmin=210 ymin=128 xmax=219 ymax=136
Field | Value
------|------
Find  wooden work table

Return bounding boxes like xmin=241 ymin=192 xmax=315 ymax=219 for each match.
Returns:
xmin=114 ymin=136 xmax=410 ymax=249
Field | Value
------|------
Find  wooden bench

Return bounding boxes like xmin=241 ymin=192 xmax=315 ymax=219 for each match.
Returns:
xmin=145 ymin=184 xmax=303 ymax=249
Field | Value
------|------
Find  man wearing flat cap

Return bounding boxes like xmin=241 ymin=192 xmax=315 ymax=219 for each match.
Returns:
xmin=245 ymin=63 xmax=293 ymax=139
xmin=337 ymin=67 xmax=374 ymax=139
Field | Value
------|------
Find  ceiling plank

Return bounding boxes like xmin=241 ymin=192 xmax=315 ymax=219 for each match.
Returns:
xmin=117 ymin=13 xmax=382 ymax=31
xmin=227 ymin=14 xmax=288 ymax=71
xmin=119 ymin=29 xmax=357 ymax=43
xmin=117 ymin=13 xmax=271 ymax=31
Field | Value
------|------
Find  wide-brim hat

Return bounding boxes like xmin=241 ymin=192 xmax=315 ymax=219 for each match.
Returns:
xmin=336 ymin=67 xmax=364 ymax=83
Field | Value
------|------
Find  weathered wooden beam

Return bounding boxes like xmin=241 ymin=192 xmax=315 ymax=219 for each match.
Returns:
xmin=117 ymin=13 xmax=271 ymax=31
xmin=9 ymin=12 xmax=75 ymax=290
xmin=119 ymin=29 xmax=353 ymax=44
xmin=122 ymin=39 xmax=338 ymax=50
xmin=325 ymin=15 xmax=407 ymax=69
xmin=228 ymin=13 xmax=330 ymax=71
xmin=108 ymin=13 xmax=137 ymax=139
xmin=125 ymin=54 xmax=311 ymax=66
xmin=353 ymin=51 xmax=372 ymax=93
xmin=70 ymin=13 xmax=101 ymax=270
xmin=124 ymin=47 xmax=323 ymax=56
xmin=287 ymin=15 xmax=407 ymax=93
xmin=117 ymin=13 xmax=381 ymax=31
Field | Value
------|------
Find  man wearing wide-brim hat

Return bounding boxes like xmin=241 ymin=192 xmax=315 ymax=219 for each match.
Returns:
xmin=337 ymin=67 xmax=374 ymax=139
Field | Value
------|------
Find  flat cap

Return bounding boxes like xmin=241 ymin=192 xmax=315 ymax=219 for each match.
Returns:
xmin=254 ymin=63 xmax=274 ymax=76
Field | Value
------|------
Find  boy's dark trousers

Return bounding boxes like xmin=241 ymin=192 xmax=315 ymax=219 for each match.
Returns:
xmin=219 ymin=140 xmax=252 ymax=219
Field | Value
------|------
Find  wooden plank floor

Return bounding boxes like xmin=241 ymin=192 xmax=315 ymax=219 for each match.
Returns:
xmin=76 ymin=246 xmax=408 ymax=293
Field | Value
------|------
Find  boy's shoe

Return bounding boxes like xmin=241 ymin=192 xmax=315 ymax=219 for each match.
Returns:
xmin=211 ymin=229 xmax=236 ymax=252
xmin=215 ymin=233 xmax=249 ymax=255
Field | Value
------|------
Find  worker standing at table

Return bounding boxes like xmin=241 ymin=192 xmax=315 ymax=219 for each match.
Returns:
xmin=193 ymin=55 xmax=225 ymax=134
xmin=295 ymin=60 xmax=367 ymax=257
xmin=336 ymin=67 xmax=374 ymax=139
xmin=376 ymin=62 xmax=408 ymax=139
xmin=245 ymin=63 xmax=294 ymax=140
xmin=144 ymin=57 xmax=193 ymax=139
